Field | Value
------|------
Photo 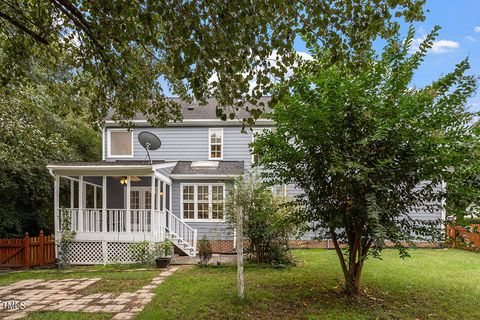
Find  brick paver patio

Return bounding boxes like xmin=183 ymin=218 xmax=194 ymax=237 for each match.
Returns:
xmin=0 ymin=266 xmax=180 ymax=320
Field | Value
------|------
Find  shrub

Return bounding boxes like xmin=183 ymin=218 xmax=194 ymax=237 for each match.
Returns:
xmin=198 ymin=235 xmax=213 ymax=265
xmin=128 ymin=241 xmax=155 ymax=266
xmin=225 ymin=175 xmax=301 ymax=265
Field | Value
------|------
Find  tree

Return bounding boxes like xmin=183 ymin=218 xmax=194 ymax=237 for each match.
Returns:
xmin=251 ymin=26 xmax=478 ymax=295
xmin=0 ymin=1 xmax=427 ymax=125
xmin=0 ymin=62 xmax=101 ymax=237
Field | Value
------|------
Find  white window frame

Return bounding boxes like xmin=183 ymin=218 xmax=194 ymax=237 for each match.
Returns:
xmin=208 ymin=128 xmax=223 ymax=160
xmin=180 ymin=183 xmax=226 ymax=222
xmin=124 ymin=187 xmax=153 ymax=209
xmin=251 ymin=127 xmax=272 ymax=164
xmin=107 ymin=128 xmax=134 ymax=158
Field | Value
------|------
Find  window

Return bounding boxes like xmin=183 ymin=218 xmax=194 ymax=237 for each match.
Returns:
xmin=181 ymin=184 xmax=225 ymax=221
xmin=209 ymin=128 xmax=223 ymax=159
xmin=251 ymin=128 xmax=271 ymax=163
xmin=182 ymin=185 xmax=195 ymax=219
xmin=109 ymin=130 xmax=133 ymax=157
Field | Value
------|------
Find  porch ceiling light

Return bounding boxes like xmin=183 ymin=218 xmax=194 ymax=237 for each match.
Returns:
xmin=120 ymin=177 xmax=127 ymax=185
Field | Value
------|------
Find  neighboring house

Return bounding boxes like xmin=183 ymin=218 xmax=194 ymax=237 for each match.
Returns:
xmin=47 ymin=97 xmax=444 ymax=265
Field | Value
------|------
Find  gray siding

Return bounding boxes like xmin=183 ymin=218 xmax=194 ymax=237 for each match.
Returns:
xmin=105 ymin=126 xmax=272 ymax=169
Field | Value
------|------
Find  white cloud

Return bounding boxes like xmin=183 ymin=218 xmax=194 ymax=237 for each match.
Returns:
xmin=465 ymin=35 xmax=476 ymax=42
xmin=410 ymin=36 xmax=459 ymax=54
xmin=474 ymin=26 xmax=480 ymax=33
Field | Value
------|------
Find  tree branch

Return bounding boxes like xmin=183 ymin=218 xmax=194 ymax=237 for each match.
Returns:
xmin=0 ymin=10 xmax=49 ymax=44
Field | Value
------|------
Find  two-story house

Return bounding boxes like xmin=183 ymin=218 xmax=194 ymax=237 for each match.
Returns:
xmin=47 ymin=98 xmax=444 ymax=265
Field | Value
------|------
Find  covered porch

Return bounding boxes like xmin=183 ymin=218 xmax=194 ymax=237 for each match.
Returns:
xmin=46 ymin=161 xmax=197 ymax=263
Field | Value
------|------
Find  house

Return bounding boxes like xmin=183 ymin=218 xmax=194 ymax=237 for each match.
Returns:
xmin=46 ymin=98 xmax=444 ymax=265
xmin=47 ymin=98 xmax=284 ymax=264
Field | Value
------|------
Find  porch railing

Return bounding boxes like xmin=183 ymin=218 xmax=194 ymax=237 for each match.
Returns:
xmin=58 ymin=208 xmax=162 ymax=233
xmin=166 ymin=209 xmax=197 ymax=251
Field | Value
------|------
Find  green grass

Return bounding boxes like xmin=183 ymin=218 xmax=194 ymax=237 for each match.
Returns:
xmin=26 ymin=311 xmax=111 ymax=320
xmin=0 ymin=265 xmax=159 ymax=293
xmin=137 ymin=249 xmax=480 ymax=320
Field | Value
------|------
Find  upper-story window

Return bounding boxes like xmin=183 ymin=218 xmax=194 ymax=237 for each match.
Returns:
xmin=209 ymin=128 xmax=223 ymax=160
xmin=108 ymin=129 xmax=133 ymax=157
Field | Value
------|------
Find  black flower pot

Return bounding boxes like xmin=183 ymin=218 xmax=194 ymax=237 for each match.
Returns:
xmin=155 ymin=257 xmax=171 ymax=268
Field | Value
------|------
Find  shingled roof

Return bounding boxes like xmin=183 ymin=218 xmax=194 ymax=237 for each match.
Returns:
xmin=171 ymin=161 xmax=244 ymax=176
xmin=105 ymin=97 xmax=271 ymax=121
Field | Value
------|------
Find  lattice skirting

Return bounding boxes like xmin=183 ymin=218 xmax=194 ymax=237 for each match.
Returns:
xmin=65 ymin=240 xmax=155 ymax=265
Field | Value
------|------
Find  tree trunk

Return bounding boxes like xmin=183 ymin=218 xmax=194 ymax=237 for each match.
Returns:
xmin=236 ymin=206 xmax=244 ymax=299
xmin=330 ymin=229 xmax=370 ymax=296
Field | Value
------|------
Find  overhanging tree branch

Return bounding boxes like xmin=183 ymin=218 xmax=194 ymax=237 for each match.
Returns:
xmin=0 ymin=10 xmax=49 ymax=45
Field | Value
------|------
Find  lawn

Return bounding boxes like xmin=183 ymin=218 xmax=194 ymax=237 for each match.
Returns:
xmin=137 ymin=249 xmax=480 ymax=320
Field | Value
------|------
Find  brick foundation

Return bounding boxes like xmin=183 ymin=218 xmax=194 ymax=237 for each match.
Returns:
xmin=189 ymin=239 xmax=442 ymax=254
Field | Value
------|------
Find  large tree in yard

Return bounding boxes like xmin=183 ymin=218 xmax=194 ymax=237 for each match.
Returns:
xmin=252 ymin=26 xmax=478 ymax=295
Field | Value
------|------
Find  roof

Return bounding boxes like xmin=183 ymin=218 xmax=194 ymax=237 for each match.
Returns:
xmin=47 ymin=160 xmax=168 ymax=166
xmin=171 ymin=161 xmax=244 ymax=176
xmin=105 ymin=97 xmax=271 ymax=121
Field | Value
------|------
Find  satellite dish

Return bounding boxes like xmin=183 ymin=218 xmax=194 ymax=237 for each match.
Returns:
xmin=138 ymin=131 xmax=161 ymax=164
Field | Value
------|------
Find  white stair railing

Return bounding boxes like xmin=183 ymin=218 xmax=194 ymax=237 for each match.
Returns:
xmin=166 ymin=209 xmax=197 ymax=253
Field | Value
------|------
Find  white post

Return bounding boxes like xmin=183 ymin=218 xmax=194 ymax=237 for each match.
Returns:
xmin=161 ymin=181 xmax=166 ymax=212
xmin=102 ymin=176 xmax=107 ymax=233
xmin=126 ymin=176 xmax=131 ymax=233
xmin=150 ymin=175 xmax=155 ymax=233
xmin=70 ymin=180 xmax=74 ymax=209
xmin=236 ymin=206 xmax=244 ymax=299
xmin=156 ymin=178 xmax=161 ymax=211
xmin=78 ymin=176 xmax=84 ymax=232
xmin=94 ymin=186 xmax=97 ymax=209
xmin=54 ymin=175 xmax=60 ymax=247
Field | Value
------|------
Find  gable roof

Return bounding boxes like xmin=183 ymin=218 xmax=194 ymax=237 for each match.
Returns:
xmin=105 ymin=97 xmax=271 ymax=121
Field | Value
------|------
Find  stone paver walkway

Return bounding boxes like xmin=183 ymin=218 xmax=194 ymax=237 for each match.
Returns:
xmin=0 ymin=266 xmax=180 ymax=320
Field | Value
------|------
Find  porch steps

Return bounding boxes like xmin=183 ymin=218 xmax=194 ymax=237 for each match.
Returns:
xmin=167 ymin=233 xmax=197 ymax=257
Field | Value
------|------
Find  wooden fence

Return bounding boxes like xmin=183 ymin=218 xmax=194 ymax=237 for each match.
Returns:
xmin=446 ymin=224 xmax=480 ymax=251
xmin=0 ymin=231 xmax=56 ymax=268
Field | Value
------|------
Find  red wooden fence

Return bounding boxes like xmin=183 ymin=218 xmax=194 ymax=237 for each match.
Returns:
xmin=0 ymin=231 xmax=56 ymax=268
xmin=446 ymin=224 xmax=480 ymax=251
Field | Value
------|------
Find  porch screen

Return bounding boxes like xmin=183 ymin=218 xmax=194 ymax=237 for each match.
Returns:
xmin=110 ymin=130 xmax=132 ymax=156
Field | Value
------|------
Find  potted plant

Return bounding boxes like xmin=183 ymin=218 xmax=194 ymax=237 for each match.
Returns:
xmin=154 ymin=240 xmax=173 ymax=268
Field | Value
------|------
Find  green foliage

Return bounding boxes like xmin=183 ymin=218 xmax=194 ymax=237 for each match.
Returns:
xmin=154 ymin=240 xmax=173 ymax=258
xmin=128 ymin=240 xmax=173 ymax=266
xmin=252 ymin=26 xmax=478 ymax=294
xmin=225 ymin=175 xmax=300 ymax=265
xmin=128 ymin=241 xmax=155 ymax=266
xmin=57 ymin=208 xmax=77 ymax=269
xmin=0 ymin=81 xmax=101 ymax=237
xmin=0 ymin=1 xmax=426 ymax=125
xmin=198 ymin=235 xmax=213 ymax=265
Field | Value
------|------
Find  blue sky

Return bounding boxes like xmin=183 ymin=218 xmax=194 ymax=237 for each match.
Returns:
xmin=293 ymin=0 xmax=480 ymax=112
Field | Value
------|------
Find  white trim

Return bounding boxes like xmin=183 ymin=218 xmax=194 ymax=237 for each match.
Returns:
xmin=208 ymin=128 xmax=223 ymax=160
xmin=107 ymin=128 xmax=134 ymax=158
xmin=101 ymin=127 xmax=105 ymax=161
xmin=170 ymin=174 xmax=238 ymax=180
xmin=46 ymin=162 xmax=176 ymax=172
xmin=180 ymin=183 xmax=226 ymax=222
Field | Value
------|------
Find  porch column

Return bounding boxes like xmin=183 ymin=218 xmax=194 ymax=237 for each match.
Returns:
xmin=70 ymin=180 xmax=74 ymax=208
xmin=156 ymin=178 xmax=161 ymax=211
xmin=93 ymin=186 xmax=97 ymax=209
xmin=54 ymin=175 xmax=60 ymax=236
xmin=78 ymin=176 xmax=84 ymax=232
xmin=102 ymin=176 xmax=107 ymax=233
xmin=126 ymin=176 xmax=131 ymax=232
xmin=151 ymin=175 xmax=156 ymax=233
